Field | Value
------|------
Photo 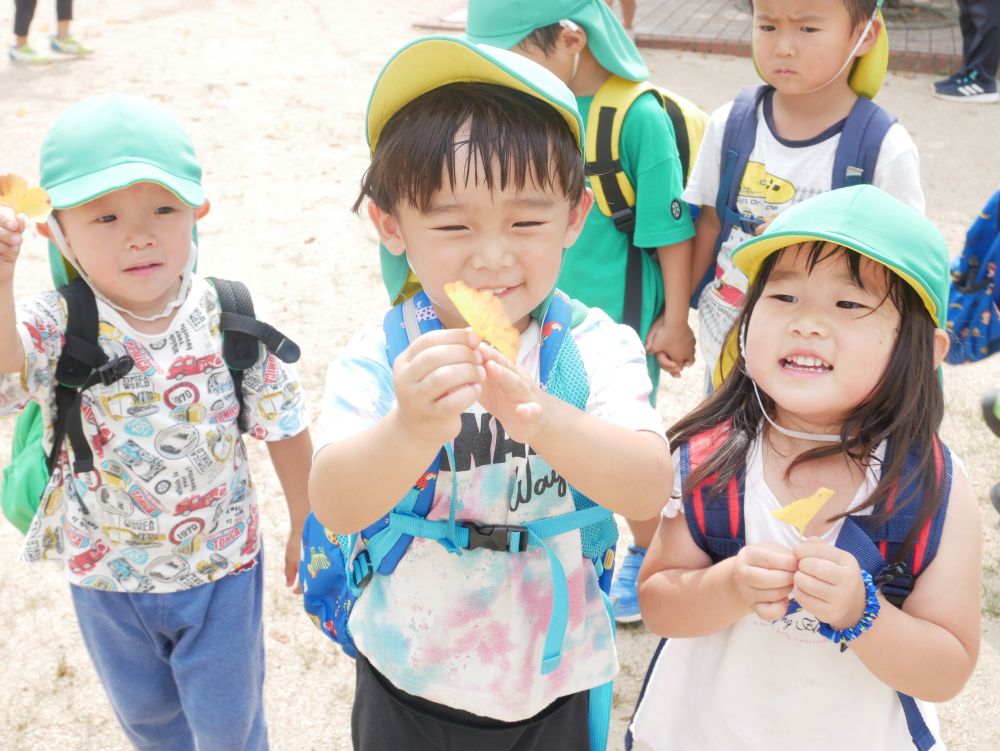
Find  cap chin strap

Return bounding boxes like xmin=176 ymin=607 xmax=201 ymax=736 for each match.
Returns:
xmin=796 ymin=4 xmax=880 ymax=96
xmin=740 ymin=322 xmax=841 ymax=443
xmin=558 ymin=19 xmax=581 ymax=81
xmin=46 ymin=217 xmax=196 ymax=322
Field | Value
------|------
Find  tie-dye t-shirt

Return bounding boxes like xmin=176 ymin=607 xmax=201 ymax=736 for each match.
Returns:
xmin=0 ymin=276 xmax=307 ymax=592
xmin=315 ymin=305 xmax=666 ymax=721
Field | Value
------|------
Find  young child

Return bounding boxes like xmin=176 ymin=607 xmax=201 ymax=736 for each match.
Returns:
xmin=686 ymin=0 xmax=925 ymax=383
xmin=0 ymin=94 xmax=312 ymax=750
xmin=309 ymin=35 xmax=671 ymax=749
xmin=630 ymin=186 xmax=981 ymax=750
xmin=467 ymin=0 xmax=696 ymax=623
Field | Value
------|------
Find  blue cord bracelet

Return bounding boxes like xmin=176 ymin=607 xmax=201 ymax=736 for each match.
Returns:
xmin=818 ymin=569 xmax=881 ymax=650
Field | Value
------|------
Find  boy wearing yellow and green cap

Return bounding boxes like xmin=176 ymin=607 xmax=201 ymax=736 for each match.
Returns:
xmin=686 ymin=0 xmax=926 ymax=386
xmin=467 ymin=0 xmax=698 ymax=625
xmin=309 ymin=35 xmax=671 ymax=750
xmin=0 ymin=94 xmax=312 ymax=750
xmin=631 ymin=185 xmax=980 ymax=750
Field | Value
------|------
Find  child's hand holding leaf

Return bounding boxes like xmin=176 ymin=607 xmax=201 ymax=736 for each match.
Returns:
xmin=0 ymin=174 xmax=52 ymax=222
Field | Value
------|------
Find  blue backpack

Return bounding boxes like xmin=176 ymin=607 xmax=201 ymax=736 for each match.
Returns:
xmin=692 ymin=84 xmax=897 ymax=304
xmin=299 ymin=289 xmax=620 ymax=751
xmin=626 ymin=423 xmax=952 ymax=751
xmin=945 ymin=190 xmax=1000 ymax=364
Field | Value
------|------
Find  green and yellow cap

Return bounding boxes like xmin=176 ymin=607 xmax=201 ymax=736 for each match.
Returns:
xmin=367 ymin=35 xmax=584 ymax=303
xmin=715 ymin=185 xmax=949 ymax=384
xmin=466 ymin=0 xmax=649 ymax=82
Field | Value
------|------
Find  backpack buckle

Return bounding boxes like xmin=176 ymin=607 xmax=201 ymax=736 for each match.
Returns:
xmin=875 ymin=561 xmax=914 ymax=608
xmin=738 ymin=215 xmax=763 ymax=235
xmin=459 ymin=521 xmax=529 ymax=553
xmin=610 ymin=208 xmax=636 ymax=235
xmin=97 ymin=355 xmax=134 ymax=386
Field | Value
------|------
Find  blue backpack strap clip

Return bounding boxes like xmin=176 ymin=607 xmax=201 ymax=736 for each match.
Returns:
xmin=832 ymin=96 xmax=896 ymax=189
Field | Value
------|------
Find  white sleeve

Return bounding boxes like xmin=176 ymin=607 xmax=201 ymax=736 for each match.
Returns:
xmin=682 ymin=101 xmax=733 ymax=208
xmin=662 ymin=450 xmax=684 ymax=518
xmin=872 ymin=123 xmax=925 ymax=214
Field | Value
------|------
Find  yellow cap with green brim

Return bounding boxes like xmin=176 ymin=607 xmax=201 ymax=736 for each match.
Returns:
xmin=714 ymin=185 xmax=949 ymax=386
xmin=366 ymin=35 xmax=584 ymax=304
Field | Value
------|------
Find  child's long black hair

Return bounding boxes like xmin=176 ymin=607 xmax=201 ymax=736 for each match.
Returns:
xmin=670 ymin=242 xmax=947 ymax=560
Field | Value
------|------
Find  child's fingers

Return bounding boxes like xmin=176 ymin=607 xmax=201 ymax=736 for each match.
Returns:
xmin=398 ymin=340 xmax=483 ymax=385
xmin=745 ymin=566 xmax=796 ymax=591
xmin=740 ymin=544 xmax=798 ymax=572
xmin=752 ymin=599 xmax=789 ymax=622
xmin=431 ymin=381 xmax=482 ymax=415
xmin=795 ymin=555 xmax=844 ymax=587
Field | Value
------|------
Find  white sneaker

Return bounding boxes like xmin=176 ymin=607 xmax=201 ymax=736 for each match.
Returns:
xmin=8 ymin=44 xmax=51 ymax=64
xmin=50 ymin=35 xmax=93 ymax=56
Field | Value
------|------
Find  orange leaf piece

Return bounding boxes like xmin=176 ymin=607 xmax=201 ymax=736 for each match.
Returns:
xmin=0 ymin=174 xmax=52 ymax=221
xmin=443 ymin=280 xmax=520 ymax=361
xmin=771 ymin=487 xmax=834 ymax=537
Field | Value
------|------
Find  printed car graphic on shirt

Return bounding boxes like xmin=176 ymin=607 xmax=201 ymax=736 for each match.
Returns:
xmin=167 ymin=353 xmax=224 ymax=380
xmin=176 ymin=483 xmax=228 ymax=516
xmin=68 ymin=540 xmax=111 ymax=574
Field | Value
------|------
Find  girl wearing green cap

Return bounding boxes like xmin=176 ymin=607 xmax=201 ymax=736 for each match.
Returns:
xmin=630 ymin=186 xmax=980 ymax=750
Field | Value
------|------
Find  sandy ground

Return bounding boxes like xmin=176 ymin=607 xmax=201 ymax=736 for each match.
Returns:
xmin=0 ymin=1 xmax=999 ymax=749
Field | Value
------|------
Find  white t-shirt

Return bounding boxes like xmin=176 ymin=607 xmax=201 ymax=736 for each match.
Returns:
xmin=315 ymin=304 xmax=667 ymax=722
xmin=685 ymin=91 xmax=924 ymax=367
xmin=628 ymin=437 xmax=948 ymax=751
xmin=0 ymin=276 xmax=307 ymax=592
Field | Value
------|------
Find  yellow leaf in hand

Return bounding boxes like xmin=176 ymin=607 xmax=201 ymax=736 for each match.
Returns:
xmin=443 ymin=280 xmax=520 ymax=361
xmin=0 ymin=174 xmax=52 ymax=221
xmin=771 ymin=487 xmax=834 ymax=537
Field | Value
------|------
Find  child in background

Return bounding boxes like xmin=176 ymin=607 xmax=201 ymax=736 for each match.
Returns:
xmin=467 ymin=0 xmax=696 ymax=623
xmin=630 ymin=186 xmax=981 ymax=750
xmin=686 ymin=0 xmax=924 ymax=382
xmin=0 ymin=94 xmax=311 ymax=750
xmin=309 ymin=35 xmax=671 ymax=749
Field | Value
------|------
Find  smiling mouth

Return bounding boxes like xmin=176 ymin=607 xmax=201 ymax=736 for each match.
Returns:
xmin=781 ymin=355 xmax=832 ymax=372
xmin=125 ymin=262 xmax=161 ymax=273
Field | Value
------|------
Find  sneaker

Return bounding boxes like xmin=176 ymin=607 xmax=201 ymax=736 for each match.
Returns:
xmin=982 ymin=390 xmax=1000 ymax=437
xmin=992 ymin=483 xmax=1000 ymax=515
xmin=931 ymin=71 xmax=965 ymax=93
xmin=932 ymin=70 xmax=999 ymax=103
xmin=50 ymin=35 xmax=93 ymax=56
xmin=8 ymin=44 xmax=49 ymax=64
xmin=610 ymin=545 xmax=646 ymax=623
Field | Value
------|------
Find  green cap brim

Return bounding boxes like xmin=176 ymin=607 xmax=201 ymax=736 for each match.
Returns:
xmin=47 ymin=162 xmax=204 ymax=210
xmin=367 ymin=35 xmax=584 ymax=303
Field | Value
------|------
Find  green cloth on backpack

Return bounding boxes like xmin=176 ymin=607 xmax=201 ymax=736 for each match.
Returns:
xmin=1 ymin=401 xmax=50 ymax=534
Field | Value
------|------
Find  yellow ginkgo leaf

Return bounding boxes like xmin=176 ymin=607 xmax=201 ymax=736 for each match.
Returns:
xmin=0 ymin=174 xmax=52 ymax=221
xmin=771 ymin=487 xmax=834 ymax=537
xmin=443 ymin=280 xmax=520 ymax=361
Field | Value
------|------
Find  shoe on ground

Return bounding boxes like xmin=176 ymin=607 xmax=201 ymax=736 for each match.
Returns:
xmin=931 ymin=70 xmax=965 ymax=92
xmin=610 ymin=545 xmax=646 ymax=624
xmin=50 ymin=35 xmax=93 ymax=56
xmin=932 ymin=70 xmax=999 ymax=103
xmin=8 ymin=44 xmax=49 ymax=64
xmin=991 ymin=483 xmax=1000 ymax=515
xmin=982 ymin=390 xmax=1000 ymax=437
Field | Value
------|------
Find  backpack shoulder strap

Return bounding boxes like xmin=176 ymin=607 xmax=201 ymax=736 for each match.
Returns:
xmin=832 ymin=97 xmax=896 ymax=188
xmin=715 ymin=85 xmax=769 ymax=251
xmin=654 ymin=85 xmax=710 ymax=186
xmin=52 ymin=279 xmax=133 ymax=474
xmin=680 ymin=422 xmax=746 ymax=563
xmin=585 ymin=75 xmax=659 ymax=222
xmin=207 ymin=278 xmax=301 ymax=433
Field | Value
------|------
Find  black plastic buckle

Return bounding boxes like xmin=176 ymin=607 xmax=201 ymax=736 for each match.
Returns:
xmin=610 ymin=208 xmax=636 ymax=235
xmin=97 ymin=355 xmax=134 ymax=386
xmin=875 ymin=561 xmax=914 ymax=608
xmin=459 ymin=522 xmax=529 ymax=553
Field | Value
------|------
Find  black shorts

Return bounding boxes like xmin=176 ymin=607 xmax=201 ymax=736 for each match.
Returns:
xmin=352 ymin=653 xmax=590 ymax=751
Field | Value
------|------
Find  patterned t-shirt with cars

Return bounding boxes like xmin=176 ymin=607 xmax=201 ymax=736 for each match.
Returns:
xmin=0 ymin=276 xmax=307 ymax=592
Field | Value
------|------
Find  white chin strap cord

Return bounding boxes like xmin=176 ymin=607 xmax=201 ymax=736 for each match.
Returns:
xmin=739 ymin=322 xmax=842 ymax=443
xmin=47 ymin=217 xmax=196 ymax=322
xmin=798 ymin=7 xmax=880 ymax=96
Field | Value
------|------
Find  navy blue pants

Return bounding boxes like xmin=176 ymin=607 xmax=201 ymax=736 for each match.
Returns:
xmin=958 ymin=0 xmax=1000 ymax=82
xmin=13 ymin=0 xmax=73 ymax=36
xmin=70 ymin=558 xmax=268 ymax=751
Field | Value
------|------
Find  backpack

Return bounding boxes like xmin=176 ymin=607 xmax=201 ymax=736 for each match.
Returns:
xmin=584 ymin=75 xmax=709 ymax=331
xmin=626 ymin=423 xmax=953 ymax=751
xmin=0 ymin=277 xmax=300 ymax=534
xmin=299 ymin=289 xmax=619 ymax=751
xmin=945 ymin=190 xmax=1000 ymax=364
xmin=695 ymin=84 xmax=898 ymax=303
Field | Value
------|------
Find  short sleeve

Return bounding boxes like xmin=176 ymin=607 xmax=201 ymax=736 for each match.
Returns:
xmin=0 ymin=291 xmax=66 ymax=417
xmin=872 ymin=123 xmax=925 ymax=214
xmin=313 ymin=325 xmax=396 ymax=456
xmin=238 ymin=348 xmax=308 ymax=441
xmin=681 ymin=101 xmax=732 ymax=208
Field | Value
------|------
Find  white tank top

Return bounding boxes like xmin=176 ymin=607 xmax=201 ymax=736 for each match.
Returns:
xmin=629 ymin=437 xmax=944 ymax=751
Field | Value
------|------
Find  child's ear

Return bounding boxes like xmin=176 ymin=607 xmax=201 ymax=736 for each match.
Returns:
xmin=368 ymin=203 xmax=406 ymax=256
xmin=854 ymin=16 xmax=881 ymax=57
xmin=195 ymin=199 xmax=211 ymax=221
xmin=563 ymin=188 xmax=594 ymax=248
xmin=559 ymin=24 xmax=588 ymax=55
xmin=931 ymin=328 xmax=951 ymax=368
